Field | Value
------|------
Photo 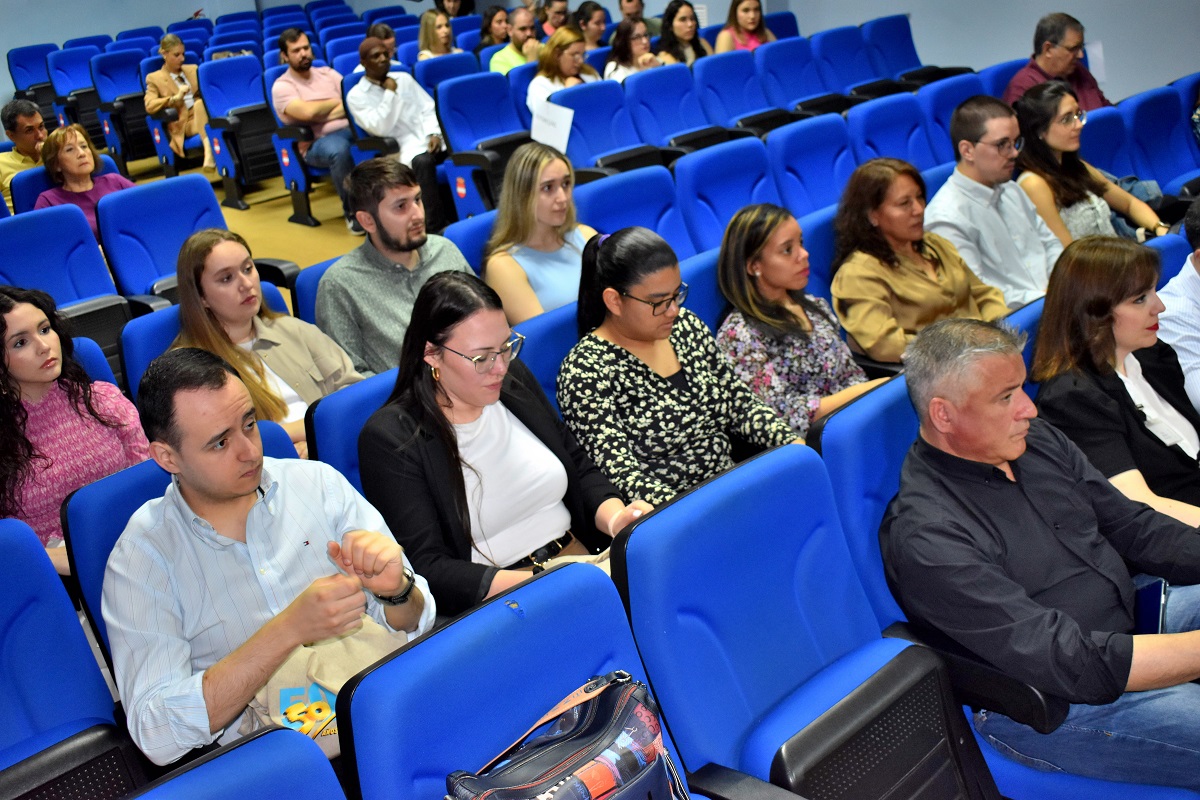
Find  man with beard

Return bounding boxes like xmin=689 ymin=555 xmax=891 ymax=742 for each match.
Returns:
xmin=315 ymin=158 xmax=472 ymax=375
xmin=271 ymin=29 xmax=358 ymax=233
xmin=924 ymin=96 xmax=1062 ymax=308
xmin=346 ymin=37 xmax=450 ymax=233
xmin=490 ymin=7 xmax=541 ymax=75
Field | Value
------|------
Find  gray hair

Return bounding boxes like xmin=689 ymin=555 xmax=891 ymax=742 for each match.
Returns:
xmin=903 ymin=318 xmax=1027 ymax=420
xmin=1033 ymin=12 xmax=1082 ymax=55
xmin=2 ymin=99 xmax=40 ymax=134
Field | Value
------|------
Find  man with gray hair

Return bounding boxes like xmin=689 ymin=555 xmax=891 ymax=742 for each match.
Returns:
xmin=1002 ymin=12 xmax=1111 ymax=110
xmin=881 ymin=318 xmax=1200 ymax=790
xmin=0 ymin=98 xmax=48 ymax=213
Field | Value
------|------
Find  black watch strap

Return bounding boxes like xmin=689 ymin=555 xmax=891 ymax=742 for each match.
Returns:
xmin=374 ymin=567 xmax=416 ymax=605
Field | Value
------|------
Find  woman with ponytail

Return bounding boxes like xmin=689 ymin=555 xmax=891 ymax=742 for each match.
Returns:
xmin=557 ymin=227 xmax=797 ymax=505
xmin=358 ymin=272 xmax=650 ymax=615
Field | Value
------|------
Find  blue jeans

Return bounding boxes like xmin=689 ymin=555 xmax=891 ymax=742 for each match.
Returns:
xmin=304 ymin=128 xmax=354 ymax=215
xmin=975 ymin=582 xmax=1200 ymax=790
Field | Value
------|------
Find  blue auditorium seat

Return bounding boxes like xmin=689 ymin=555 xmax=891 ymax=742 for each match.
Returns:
xmin=216 ymin=11 xmax=261 ymax=27
xmin=318 ymin=22 xmax=365 ymax=49
xmin=763 ymin=10 xmax=799 ymax=40
xmin=677 ymin=247 xmax=724 ymax=331
xmin=512 ymin=302 xmax=576 ymax=415
xmin=363 ymin=5 xmax=406 ymax=25
xmin=168 ymin=18 xmax=215 ymax=36
xmin=10 ymin=153 xmax=120 ymax=214
xmin=478 ymin=42 xmax=505 ymax=70
xmin=323 ymin=34 xmax=361 ymax=65
xmin=809 ymin=25 xmax=918 ymax=98
xmin=623 ymin=64 xmax=733 ymax=149
xmin=1150 ymin=234 xmax=1193 ymax=290
xmin=573 ymin=166 xmax=696 ymax=259
xmin=846 ymin=92 xmax=943 ymax=171
xmin=413 ymin=50 xmax=478 ymax=95
xmin=295 ymin=258 xmax=336 ymax=323
xmin=860 ymin=14 xmax=973 ymax=85
xmin=7 ymin=42 xmax=59 ymax=126
xmin=754 ymin=37 xmax=859 ymax=115
xmin=977 ymin=58 xmax=1025 ymax=98
xmin=47 ymin=45 xmax=105 ymax=145
xmin=63 ymin=35 xmax=112 ymax=51
xmin=550 ymin=80 xmax=667 ymax=173
xmin=1123 ymin=87 xmax=1200 ymax=196
xmin=917 ymin=72 xmax=987 ymax=163
xmin=437 ymin=71 xmax=532 ymax=209
xmin=692 ymin=51 xmax=795 ymax=133
xmin=105 ymin=37 xmax=157 ymax=55
xmin=90 ymin=50 xmax=157 ymax=171
xmin=766 ymin=113 xmax=858 ymax=218
xmin=117 ymin=26 xmax=165 ymax=42
xmin=442 ymin=209 xmax=497 ymax=274
xmin=73 ymin=335 xmax=117 ymax=385
xmin=396 ymin=40 xmax=420 ymax=68
xmin=129 ymin=728 xmax=344 ymax=799
xmin=796 ymin=204 xmax=837 ymax=306
xmin=1080 ymin=105 xmax=1136 ymax=181
xmin=199 ymin=55 xmax=282 ymax=210
xmin=507 ymin=61 xmax=537 ymax=128
xmin=583 ymin=44 xmax=609 ymax=74
xmin=673 ymin=137 xmax=781 ymax=252
xmin=304 ymin=368 xmax=397 ymax=492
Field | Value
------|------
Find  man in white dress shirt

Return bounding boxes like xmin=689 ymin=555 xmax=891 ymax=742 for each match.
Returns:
xmin=103 ymin=349 xmax=435 ymax=765
xmin=1158 ymin=201 xmax=1200 ymax=414
xmin=925 ymin=95 xmax=1063 ymax=308
xmin=346 ymin=36 xmax=450 ymax=231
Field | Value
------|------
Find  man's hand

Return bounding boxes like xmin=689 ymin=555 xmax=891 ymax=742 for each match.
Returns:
xmin=279 ymin=573 xmax=365 ymax=646
xmin=522 ymin=38 xmax=542 ymax=60
xmin=328 ymin=531 xmax=407 ymax=597
xmin=383 ymin=77 xmax=398 ymax=91
xmin=427 ymin=134 xmax=442 ymax=153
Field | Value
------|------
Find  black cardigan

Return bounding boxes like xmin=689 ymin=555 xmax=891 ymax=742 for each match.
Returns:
xmin=1037 ymin=341 xmax=1200 ymax=506
xmin=358 ymin=360 xmax=623 ymax=615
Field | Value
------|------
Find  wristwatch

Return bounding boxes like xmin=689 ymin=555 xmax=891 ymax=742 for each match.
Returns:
xmin=373 ymin=567 xmax=416 ymax=605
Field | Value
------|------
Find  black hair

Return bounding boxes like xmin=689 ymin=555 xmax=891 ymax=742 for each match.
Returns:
xmin=657 ymin=0 xmax=706 ymax=64
xmin=577 ymin=227 xmax=679 ymax=337
xmin=2 ymin=99 xmax=41 ymax=133
xmin=137 ymin=348 xmax=239 ymax=448
xmin=278 ymin=27 xmax=308 ymax=53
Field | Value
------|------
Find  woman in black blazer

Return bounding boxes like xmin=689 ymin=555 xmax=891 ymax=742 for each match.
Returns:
xmin=1032 ymin=237 xmax=1200 ymax=525
xmin=358 ymin=272 xmax=652 ymax=614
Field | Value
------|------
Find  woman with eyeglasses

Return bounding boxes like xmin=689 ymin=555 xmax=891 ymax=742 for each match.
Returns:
xmin=359 ymin=271 xmax=651 ymax=615
xmin=557 ymin=227 xmax=798 ymax=506
xmin=605 ymin=18 xmax=662 ymax=82
xmin=831 ymin=158 xmax=1008 ymax=364
xmin=525 ymin=26 xmax=599 ymax=118
xmin=1015 ymin=81 xmax=1168 ymax=246
xmin=717 ymin=205 xmax=884 ymax=441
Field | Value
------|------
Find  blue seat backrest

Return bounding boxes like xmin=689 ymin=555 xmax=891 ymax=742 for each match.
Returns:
xmin=584 ymin=45 xmax=610 ymax=75
xmin=796 ymin=204 xmax=837 ymax=306
xmin=673 ymin=137 xmax=780 ymax=252
xmin=764 ymin=11 xmax=800 ymax=40
xmin=554 ymin=80 xmax=647 ymax=167
xmin=413 ymin=51 xmax=479 ymax=96
xmin=692 ymin=50 xmax=773 ymax=127
xmin=1150 ymin=234 xmax=1193 ymax=290
xmin=442 ymin=209 xmax=497 ymax=274
xmin=331 ymin=52 xmax=362 ymax=75
xmin=105 ymin=38 xmax=157 ymax=55
xmin=917 ymin=72 xmax=986 ymax=164
xmin=11 ymin=153 xmax=120 ymax=214
xmin=1080 ymin=106 xmax=1134 ymax=179
xmin=319 ymin=22 xmax=364 ymax=48
xmin=437 ymin=72 xmax=526 ymax=151
xmin=457 ymin=28 xmax=482 ymax=52
xmin=478 ymin=42 xmax=505 ymax=70
xmin=513 ymin=302 xmax=576 ymax=415
xmin=295 ymin=257 xmax=337 ymax=324
xmin=573 ymin=166 xmax=695 ymax=259
xmin=766 ymin=113 xmax=857 ymax=218
xmin=0 ymin=519 xmax=115 ymax=771
xmin=809 ymin=26 xmax=880 ymax=93
xmin=846 ymin=92 xmax=940 ymax=170
xmin=98 ymin=173 xmax=227 ymax=296
xmin=814 ymin=374 xmax=915 ymax=630
xmin=363 ymin=5 xmax=406 ymax=24
xmin=1174 ymin=71 xmax=1200 ymax=117
xmin=307 ymin=368 xmax=397 ymax=491
xmin=216 ymin=12 xmax=261 ymax=27
xmin=1003 ymin=296 xmax=1044 ymax=399
xmin=678 ymin=247 xmax=723 ymax=332
xmin=63 ymin=36 xmax=112 ymax=51
xmin=168 ymin=18 xmax=216 ymax=35
xmin=754 ymin=37 xmax=828 ymax=110
xmin=130 ymin=728 xmax=344 ymax=798
xmin=860 ymin=14 xmax=921 ymax=77
xmin=339 ymin=563 xmax=690 ymax=800
xmin=74 ymin=336 xmax=117 ymax=385
xmin=198 ymin=55 xmax=266 ymax=117
xmin=48 ymin=46 xmax=102 ymax=96
xmin=977 ymin=58 xmax=1025 ymax=98
xmin=616 ymin=445 xmax=882 ymax=772
xmin=90 ymin=50 xmax=146 ymax=103
xmin=507 ymin=61 xmax=538 ymax=128
xmin=118 ymin=26 xmax=165 ymax=42
xmin=451 ymin=14 xmax=483 ymax=37
xmin=0 ymin=205 xmax=118 ymax=304
xmin=623 ymin=63 xmax=710 ymax=147
xmin=323 ymin=34 xmax=362 ymax=64
xmin=1123 ymin=87 xmax=1200 ymax=188
xmin=8 ymin=43 xmax=58 ymax=89
xmin=396 ymin=41 xmax=420 ymax=68
xmin=699 ymin=23 xmax=722 ymax=48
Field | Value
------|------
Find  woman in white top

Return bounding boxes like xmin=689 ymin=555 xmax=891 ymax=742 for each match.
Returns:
xmin=358 ymin=271 xmax=651 ymax=614
xmin=417 ymin=9 xmax=463 ymax=60
xmin=656 ymin=0 xmax=713 ymax=65
xmin=525 ymin=26 xmax=599 ymax=118
xmin=604 ymin=18 xmax=662 ymax=82
xmin=1032 ymin=236 xmax=1200 ymax=526
xmin=173 ymin=229 xmax=362 ymax=458
xmin=1014 ymin=81 xmax=1168 ymax=246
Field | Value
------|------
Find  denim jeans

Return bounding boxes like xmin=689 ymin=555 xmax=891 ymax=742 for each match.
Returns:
xmin=975 ymin=582 xmax=1200 ymax=790
xmin=304 ymin=128 xmax=354 ymax=215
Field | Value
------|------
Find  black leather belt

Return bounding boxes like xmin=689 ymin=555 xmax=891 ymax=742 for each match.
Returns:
xmin=509 ymin=532 xmax=575 ymax=569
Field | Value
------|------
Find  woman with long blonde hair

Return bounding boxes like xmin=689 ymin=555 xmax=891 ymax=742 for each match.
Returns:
xmin=174 ymin=229 xmax=362 ymax=457
xmin=418 ymin=9 xmax=463 ymax=59
xmin=483 ymin=143 xmax=596 ymax=324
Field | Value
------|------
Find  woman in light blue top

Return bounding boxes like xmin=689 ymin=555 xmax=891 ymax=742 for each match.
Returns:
xmin=483 ymin=143 xmax=597 ymax=324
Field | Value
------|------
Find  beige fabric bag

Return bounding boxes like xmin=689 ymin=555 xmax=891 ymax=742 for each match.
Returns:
xmin=241 ymin=615 xmax=406 ymax=757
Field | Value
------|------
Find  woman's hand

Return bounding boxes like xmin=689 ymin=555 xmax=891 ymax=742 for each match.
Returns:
xmin=636 ymin=52 xmax=662 ymax=68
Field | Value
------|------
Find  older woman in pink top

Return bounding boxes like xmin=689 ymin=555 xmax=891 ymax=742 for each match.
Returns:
xmin=0 ymin=286 xmax=149 ymax=574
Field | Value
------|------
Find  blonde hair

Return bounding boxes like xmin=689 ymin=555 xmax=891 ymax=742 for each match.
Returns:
xmin=485 ymin=142 xmax=577 ymax=262
xmin=419 ymin=10 xmax=452 ymax=54
xmin=172 ymin=228 xmax=288 ymax=423
xmin=159 ymin=33 xmax=184 ymax=54
xmin=535 ymin=26 xmax=599 ymax=80
xmin=40 ymin=124 xmax=100 ymax=186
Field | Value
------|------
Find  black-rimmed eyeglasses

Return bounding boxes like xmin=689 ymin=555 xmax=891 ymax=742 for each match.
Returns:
xmin=620 ymin=282 xmax=689 ymax=316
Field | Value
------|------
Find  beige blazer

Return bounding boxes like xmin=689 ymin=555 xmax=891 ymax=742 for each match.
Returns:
xmin=144 ymin=65 xmax=204 ymax=157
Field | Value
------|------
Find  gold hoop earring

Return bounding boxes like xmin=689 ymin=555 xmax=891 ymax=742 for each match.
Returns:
xmin=431 ymin=365 xmax=440 ymax=381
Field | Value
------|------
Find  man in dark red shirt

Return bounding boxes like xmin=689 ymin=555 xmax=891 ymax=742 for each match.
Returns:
xmin=1003 ymin=12 xmax=1111 ymax=111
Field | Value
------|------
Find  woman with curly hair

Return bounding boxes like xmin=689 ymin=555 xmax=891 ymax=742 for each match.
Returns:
xmin=0 ymin=286 xmax=149 ymax=574
xmin=830 ymin=158 xmax=1007 ymax=363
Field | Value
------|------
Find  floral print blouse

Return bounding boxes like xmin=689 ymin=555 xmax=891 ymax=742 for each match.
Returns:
xmin=717 ymin=297 xmax=866 ymax=438
xmin=557 ymin=309 xmax=796 ymax=505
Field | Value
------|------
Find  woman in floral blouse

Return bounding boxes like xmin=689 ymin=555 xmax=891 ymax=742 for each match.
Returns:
xmin=716 ymin=204 xmax=883 ymax=440
xmin=557 ymin=227 xmax=798 ymax=505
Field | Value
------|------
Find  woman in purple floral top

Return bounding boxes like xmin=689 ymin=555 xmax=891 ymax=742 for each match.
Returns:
xmin=716 ymin=204 xmax=883 ymax=439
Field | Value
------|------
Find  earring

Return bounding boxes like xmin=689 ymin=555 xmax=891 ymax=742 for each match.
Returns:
xmin=430 ymin=365 xmax=440 ymax=381
xmin=752 ymin=270 xmax=761 ymax=277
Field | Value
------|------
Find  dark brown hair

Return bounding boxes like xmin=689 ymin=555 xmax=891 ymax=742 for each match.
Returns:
xmin=832 ymin=158 xmax=931 ymax=274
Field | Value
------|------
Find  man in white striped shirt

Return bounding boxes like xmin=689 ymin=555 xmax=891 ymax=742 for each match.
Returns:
xmin=103 ymin=349 xmax=435 ymax=765
xmin=1159 ymin=202 xmax=1200 ymax=416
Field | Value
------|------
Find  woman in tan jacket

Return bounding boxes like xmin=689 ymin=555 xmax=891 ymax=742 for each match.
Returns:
xmin=144 ymin=34 xmax=214 ymax=169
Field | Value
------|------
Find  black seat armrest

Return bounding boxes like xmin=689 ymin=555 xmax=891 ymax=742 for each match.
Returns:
xmin=574 ymin=167 xmax=618 ymax=185
xmin=658 ymin=146 xmax=690 ymax=169
xmin=208 ymin=115 xmax=240 ymax=131
xmin=851 ymin=353 xmax=904 ymax=380
xmin=883 ymin=621 xmax=1070 ymax=734
xmin=688 ymin=763 xmax=812 ymax=800
xmin=667 ymin=125 xmax=729 ymax=150
xmin=595 ymin=144 xmax=662 ymax=172
xmin=276 ymin=124 xmax=314 ymax=142
xmin=476 ymin=131 xmax=533 ymax=153
xmin=0 ymin=724 xmax=147 ymax=799
xmin=149 ymin=275 xmax=180 ymax=302
xmin=126 ymin=294 xmax=172 ymax=316
xmin=355 ymin=136 xmax=400 ymax=155
xmin=450 ymin=149 xmax=499 ymax=171
xmin=151 ymin=106 xmax=180 ymax=123
xmin=254 ymin=258 xmax=301 ymax=292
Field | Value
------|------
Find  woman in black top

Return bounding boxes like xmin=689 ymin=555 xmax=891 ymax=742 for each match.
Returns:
xmin=1032 ymin=236 xmax=1200 ymax=525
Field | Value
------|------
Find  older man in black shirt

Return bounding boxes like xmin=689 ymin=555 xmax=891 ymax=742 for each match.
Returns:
xmin=881 ymin=318 xmax=1200 ymax=790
